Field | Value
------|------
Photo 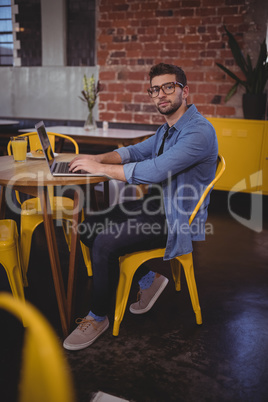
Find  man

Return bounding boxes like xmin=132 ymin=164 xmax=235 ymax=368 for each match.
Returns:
xmin=63 ymin=63 xmax=218 ymax=350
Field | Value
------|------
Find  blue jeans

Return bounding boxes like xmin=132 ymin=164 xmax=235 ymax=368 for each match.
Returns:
xmin=80 ymin=195 xmax=167 ymax=316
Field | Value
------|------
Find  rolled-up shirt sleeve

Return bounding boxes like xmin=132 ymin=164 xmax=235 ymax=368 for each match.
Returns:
xmin=114 ymin=134 xmax=158 ymax=182
xmin=114 ymin=147 xmax=131 ymax=163
xmin=114 ymin=147 xmax=138 ymax=182
xmin=122 ymin=162 xmax=138 ymax=182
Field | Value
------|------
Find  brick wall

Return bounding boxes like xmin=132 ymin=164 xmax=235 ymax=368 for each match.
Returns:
xmin=97 ymin=0 xmax=266 ymax=124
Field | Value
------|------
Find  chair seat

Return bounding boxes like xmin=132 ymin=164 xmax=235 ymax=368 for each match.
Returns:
xmin=113 ymin=249 xmax=201 ymax=336
xmin=21 ymin=196 xmax=75 ymax=216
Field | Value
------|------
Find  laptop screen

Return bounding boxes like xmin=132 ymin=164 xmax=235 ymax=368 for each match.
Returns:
xmin=35 ymin=121 xmax=55 ymax=170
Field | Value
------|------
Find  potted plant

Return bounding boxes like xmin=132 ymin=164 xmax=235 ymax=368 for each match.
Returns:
xmin=216 ymin=26 xmax=268 ymax=120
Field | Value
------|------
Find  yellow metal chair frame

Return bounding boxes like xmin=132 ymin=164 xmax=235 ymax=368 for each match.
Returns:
xmin=7 ymin=131 xmax=79 ymax=204
xmin=0 ymin=219 xmax=25 ymax=302
xmin=7 ymin=132 xmax=91 ymax=285
xmin=0 ymin=292 xmax=75 ymax=402
xmin=112 ymin=154 xmax=226 ymax=336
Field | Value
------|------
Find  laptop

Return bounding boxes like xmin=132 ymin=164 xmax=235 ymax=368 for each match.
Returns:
xmin=35 ymin=121 xmax=105 ymax=177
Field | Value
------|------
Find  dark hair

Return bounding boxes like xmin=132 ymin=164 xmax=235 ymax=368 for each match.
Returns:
xmin=149 ymin=63 xmax=187 ymax=86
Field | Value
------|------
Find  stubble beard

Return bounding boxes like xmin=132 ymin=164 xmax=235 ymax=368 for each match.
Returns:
xmin=156 ymin=93 xmax=183 ymax=116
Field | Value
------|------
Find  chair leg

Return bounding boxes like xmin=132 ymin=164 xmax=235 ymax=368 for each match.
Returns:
xmin=176 ymin=253 xmax=202 ymax=325
xmin=1 ymin=250 xmax=25 ymax=302
xmin=113 ymin=249 xmax=165 ymax=336
xmin=0 ymin=220 xmax=25 ymax=302
xmin=20 ymin=214 xmax=44 ymax=286
xmin=62 ymin=218 xmax=93 ymax=277
xmin=80 ymin=243 xmax=92 ymax=276
xmin=170 ymin=259 xmax=181 ymax=291
xmin=113 ymin=262 xmax=137 ymax=336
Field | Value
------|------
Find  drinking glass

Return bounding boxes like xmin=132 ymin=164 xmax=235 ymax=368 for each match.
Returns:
xmin=11 ymin=137 xmax=28 ymax=162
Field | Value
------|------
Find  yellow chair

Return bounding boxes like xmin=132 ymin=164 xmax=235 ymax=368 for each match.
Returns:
xmin=0 ymin=219 xmax=25 ymax=302
xmin=0 ymin=292 xmax=75 ymax=402
xmin=7 ymin=132 xmax=92 ymax=286
xmin=113 ymin=154 xmax=226 ymax=336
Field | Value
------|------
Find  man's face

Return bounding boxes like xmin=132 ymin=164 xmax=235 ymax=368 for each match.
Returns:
xmin=150 ymin=74 xmax=184 ymax=116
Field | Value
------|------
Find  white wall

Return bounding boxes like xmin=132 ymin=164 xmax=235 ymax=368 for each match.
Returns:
xmin=0 ymin=66 xmax=99 ymax=120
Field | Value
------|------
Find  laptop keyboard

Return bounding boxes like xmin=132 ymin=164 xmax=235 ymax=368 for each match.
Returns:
xmin=54 ymin=162 xmax=70 ymax=173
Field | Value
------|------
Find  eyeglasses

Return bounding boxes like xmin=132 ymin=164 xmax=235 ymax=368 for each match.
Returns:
xmin=147 ymin=81 xmax=184 ymax=98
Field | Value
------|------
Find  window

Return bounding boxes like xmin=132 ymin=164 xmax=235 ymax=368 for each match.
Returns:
xmin=0 ymin=0 xmax=13 ymax=65
xmin=15 ymin=0 xmax=41 ymax=66
xmin=67 ymin=0 xmax=96 ymax=66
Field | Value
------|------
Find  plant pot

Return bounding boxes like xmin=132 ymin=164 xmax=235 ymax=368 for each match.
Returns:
xmin=242 ymin=93 xmax=267 ymax=120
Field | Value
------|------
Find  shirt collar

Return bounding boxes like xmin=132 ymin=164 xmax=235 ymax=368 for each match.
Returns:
xmin=171 ymin=104 xmax=197 ymax=133
xmin=158 ymin=104 xmax=197 ymax=137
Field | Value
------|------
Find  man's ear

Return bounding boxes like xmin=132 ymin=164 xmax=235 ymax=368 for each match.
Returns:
xmin=182 ymin=85 xmax=189 ymax=100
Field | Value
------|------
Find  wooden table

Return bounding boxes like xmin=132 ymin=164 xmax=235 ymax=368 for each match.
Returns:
xmin=0 ymin=153 xmax=107 ymax=336
xmin=19 ymin=126 xmax=154 ymax=148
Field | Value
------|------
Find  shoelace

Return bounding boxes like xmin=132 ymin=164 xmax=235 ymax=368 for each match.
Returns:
xmin=75 ymin=317 xmax=97 ymax=332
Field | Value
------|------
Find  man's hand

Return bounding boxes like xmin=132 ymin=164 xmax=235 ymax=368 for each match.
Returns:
xmin=69 ymin=153 xmax=126 ymax=181
xmin=69 ymin=155 xmax=102 ymax=174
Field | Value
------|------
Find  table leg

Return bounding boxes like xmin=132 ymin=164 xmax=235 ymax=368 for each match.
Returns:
xmin=39 ymin=187 xmax=69 ymax=337
xmin=90 ymin=184 xmax=99 ymax=211
xmin=67 ymin=186 xmax=83 ymax=329
xmin=103 ymin=181 xmax=110 ymax=209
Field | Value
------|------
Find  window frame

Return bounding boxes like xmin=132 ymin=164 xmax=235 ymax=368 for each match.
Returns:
xmin=0 ymin=1 xmax=14 ymax=66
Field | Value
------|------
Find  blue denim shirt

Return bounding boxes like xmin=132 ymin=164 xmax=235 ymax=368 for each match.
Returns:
xmin=115 ymin=104 xmax=218 ymax=260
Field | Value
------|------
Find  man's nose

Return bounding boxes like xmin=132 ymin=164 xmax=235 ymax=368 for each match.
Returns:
xmin=158 ymin=88 xmax=166 ymax=97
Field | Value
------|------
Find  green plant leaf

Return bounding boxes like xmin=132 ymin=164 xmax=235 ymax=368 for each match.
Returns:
xmin=253 ymin=40 xmax=268 ymax=93
xmin=216 ymin=62 xmax=247 ymax=87
xmin=217 ymin=26 xmax=267 ymax=100
xmin=225 ymin=82 xmax=239 ymax=102
xmin=223 ymin=26 xmax=248 ymax=76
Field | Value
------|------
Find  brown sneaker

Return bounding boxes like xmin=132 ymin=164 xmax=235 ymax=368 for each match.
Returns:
xmin=63 ymin=316 xmax=109 ymax=350
xmin=129 ymin=274 xmax=169 ymax=314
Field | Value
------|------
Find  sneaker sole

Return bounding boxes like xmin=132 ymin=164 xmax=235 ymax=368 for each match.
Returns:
xmin=63 ymin=321 xmax=109 ymax=351
xmin=129 ymin=277 xmax=169 ymax=315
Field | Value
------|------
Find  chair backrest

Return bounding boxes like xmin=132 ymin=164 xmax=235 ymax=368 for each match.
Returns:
xmin=7 ymin=132 xmax=79 ymax=205
xmin=7 ymin=131 xmax=79 ymax=156
xmin=0 ymin=292 xmax=75 ymax=402
xmin=189 ymin=154 xmax=225 ymax=225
